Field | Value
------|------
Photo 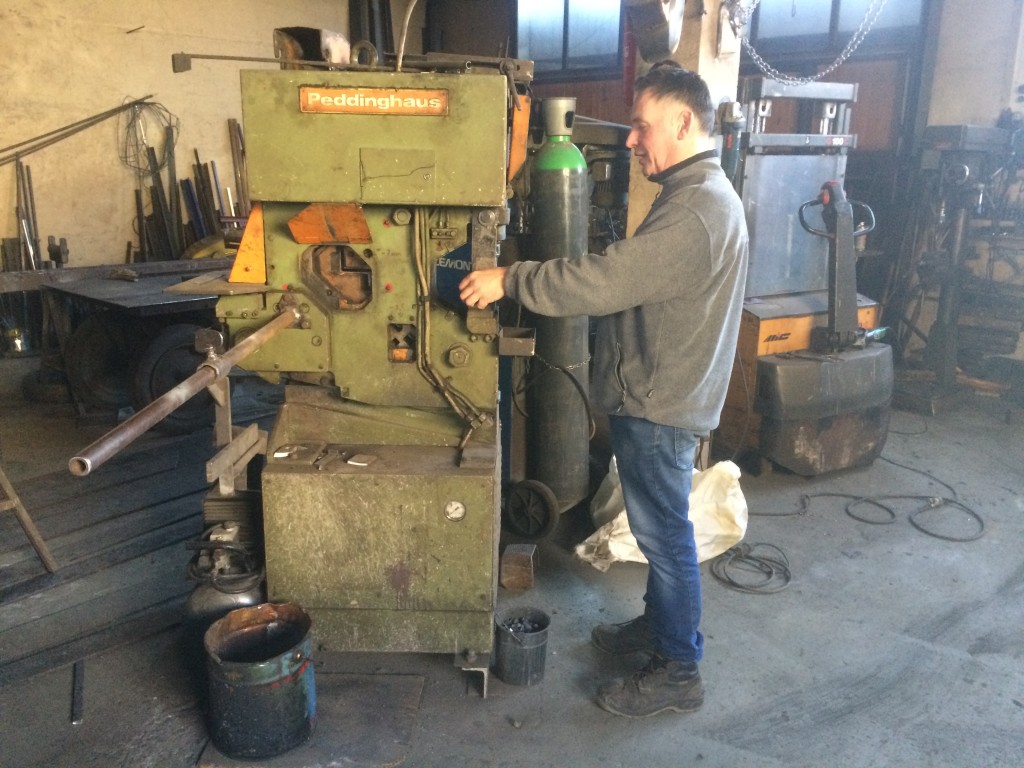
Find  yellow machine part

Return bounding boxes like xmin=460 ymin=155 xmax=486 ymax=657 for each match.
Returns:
xmin=229 ymin=202 xmax=267 ymax=285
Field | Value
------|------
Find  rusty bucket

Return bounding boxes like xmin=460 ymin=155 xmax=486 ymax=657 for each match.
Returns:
xmin=203 ymin=602 xmax=315 ymax=759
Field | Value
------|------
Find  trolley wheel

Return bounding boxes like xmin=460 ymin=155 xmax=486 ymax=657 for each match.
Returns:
xmin=503 ymin=479 xmax=560 ymax=540
xmin=63 ymin=313 xmax=145 ymax=410
xmin=132 ymin=323 xmax=215 ymax=435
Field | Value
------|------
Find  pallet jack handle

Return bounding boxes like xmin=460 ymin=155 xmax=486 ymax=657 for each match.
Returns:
xmin=797 ymin=180 xmax=876 ymax=240
xmin=798 ymin=181 xmax=878 ymax=353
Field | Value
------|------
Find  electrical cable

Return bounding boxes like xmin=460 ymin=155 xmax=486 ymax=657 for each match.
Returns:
xmin=799 ymin=459 xmax=986 ymax=544
xmin=907 ymin=497 xmax=985 ymax=542
xmin=799 ymin=491 xmax=896 ymax=525
xmin=879 ymin=455 xmax=958 ymax=498
xmin=709 ymin=543 xmax=791 ymax=594
xmin=411 ymin=208 xmax=489 ymax=429
xmin=735 ymin=454 xmax=985 ymax=597
xmin=510 ymin=356 xmax=596 ymax=439
xmin=800 ymin=492 xmax=984 ymax=542
xmin=117 ymin=98 xmax=180 ymax=174
xmin=887 ymin=415 xmax=928 ymax=436
xmin=749 ymin=502 xmax=807 ymax=518
xmin=519 ymin=353 xmax=596 ymax=439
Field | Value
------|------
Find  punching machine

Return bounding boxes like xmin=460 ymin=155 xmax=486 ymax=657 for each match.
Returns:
xmin=69 ymin=48 xmax=602 ymax=684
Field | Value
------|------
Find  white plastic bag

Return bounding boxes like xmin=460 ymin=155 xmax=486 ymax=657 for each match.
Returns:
xmin=575 ymin=458 xmax=747 ymax=572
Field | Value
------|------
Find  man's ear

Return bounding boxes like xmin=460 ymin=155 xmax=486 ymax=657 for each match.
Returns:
xmin=676 ymin=108 xmax=692 ymax=139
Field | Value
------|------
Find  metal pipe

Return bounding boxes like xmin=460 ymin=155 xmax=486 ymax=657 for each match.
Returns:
xmin=172 ymin=52 xmax=356 ymax=73
xmin=69 ymin=307 xmax=300 ymax=476
xmin=395 ymin=0 xmax=421 ymax=73
xmin=0 ymin=96 xmax=154 ymax=164
xmin=936 ymin=204 xmax=968 ymax=390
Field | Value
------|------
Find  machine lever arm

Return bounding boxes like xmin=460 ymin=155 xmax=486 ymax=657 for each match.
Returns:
xmin=69 ymin=307 xmax=301 ymax=477
xmin=499 ymin=60 xmax=523 ymax=111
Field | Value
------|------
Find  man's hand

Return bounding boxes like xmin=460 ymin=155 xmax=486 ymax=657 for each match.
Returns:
xmin=459 ymin=267 xmax=508 ymax=309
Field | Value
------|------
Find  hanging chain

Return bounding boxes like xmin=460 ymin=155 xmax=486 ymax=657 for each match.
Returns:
xmin=724 ymin=0 xmax=763 ymax=32
xmin=727 ymin=0 xmax=891 ymax=86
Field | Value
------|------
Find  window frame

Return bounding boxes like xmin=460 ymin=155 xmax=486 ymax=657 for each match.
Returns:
xmin=749 ymin=0 xmax=925 ymax=59
xmin=516 ymin=0 xmax=625 ymax=83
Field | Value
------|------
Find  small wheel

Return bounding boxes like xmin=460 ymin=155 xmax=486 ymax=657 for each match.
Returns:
xmin=132 ymin=323 xmax=214 ymax=434
xmin=503 ymin=480 xmax=559 ymax=540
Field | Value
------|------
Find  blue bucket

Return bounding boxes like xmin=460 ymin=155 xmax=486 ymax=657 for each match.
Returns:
xmin=204 ymin=602 xmax=316 ymax=759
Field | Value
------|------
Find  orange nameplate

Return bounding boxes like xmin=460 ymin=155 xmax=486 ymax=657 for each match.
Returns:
xmin=299 ymin=87 xmax=449 ymax=116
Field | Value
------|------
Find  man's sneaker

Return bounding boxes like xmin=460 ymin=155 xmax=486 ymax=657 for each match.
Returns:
xmin=591 ymin=614 xmax=654 ymax=655
xmin=596 ymin=655 xmax=704 ymax=718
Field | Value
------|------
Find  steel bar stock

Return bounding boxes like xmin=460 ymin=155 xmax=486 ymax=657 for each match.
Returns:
xmin=69 ymin=307 xmax=300 ymax=477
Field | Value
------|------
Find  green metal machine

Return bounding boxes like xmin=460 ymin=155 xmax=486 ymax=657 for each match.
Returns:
xmin=218 ymin=60 xmax=533 ymax=664
xmin=68 ymin=51 xmax=601 ymax=686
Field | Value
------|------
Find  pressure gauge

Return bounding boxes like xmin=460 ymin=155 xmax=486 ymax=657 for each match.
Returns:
xmin=444 ymin=500 xmax=466 ymax=522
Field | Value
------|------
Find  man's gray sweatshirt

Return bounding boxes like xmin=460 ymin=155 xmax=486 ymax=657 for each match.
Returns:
xmin=503 ymin=154 xmax=749 ymax=434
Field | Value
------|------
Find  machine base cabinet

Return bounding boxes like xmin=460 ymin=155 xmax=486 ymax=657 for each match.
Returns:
xmin=262 ymin=441 xmax=499 ymax=656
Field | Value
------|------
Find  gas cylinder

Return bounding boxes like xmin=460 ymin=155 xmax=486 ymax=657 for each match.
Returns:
xmin=523 ymin=97 xmax=591 ymax=513
xmin=183 ymin=523 xmax=264 ymax=656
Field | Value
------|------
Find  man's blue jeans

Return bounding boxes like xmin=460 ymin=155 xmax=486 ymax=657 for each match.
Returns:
xmin=608 ymin=414 xmax=703 ymax=663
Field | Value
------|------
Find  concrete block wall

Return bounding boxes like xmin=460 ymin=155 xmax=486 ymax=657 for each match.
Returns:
xmin=0 ymin=1 xmax=348 ymax=268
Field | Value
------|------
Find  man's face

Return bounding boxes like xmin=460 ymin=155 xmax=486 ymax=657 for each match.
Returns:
xmin=626 ymin=90 xmax=688 ymax=177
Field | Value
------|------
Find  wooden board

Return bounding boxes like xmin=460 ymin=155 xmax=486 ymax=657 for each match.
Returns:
xmin=0 ymin=431 xmax=213 ymax=686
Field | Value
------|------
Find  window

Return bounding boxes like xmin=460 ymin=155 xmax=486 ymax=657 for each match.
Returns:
xmin=757 ymin=0 xmax=833 ymax=40
xmin=518 ymin=0 xmax=622 ymax=77
xmin=837 ymin=0 xmax=922 ymax=32
xmin=752 ymin=0 xmax=923 ymax=50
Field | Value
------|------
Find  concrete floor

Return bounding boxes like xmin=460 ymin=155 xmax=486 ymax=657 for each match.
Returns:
xmin=1 ymin=356 xmax=1023 ymax=768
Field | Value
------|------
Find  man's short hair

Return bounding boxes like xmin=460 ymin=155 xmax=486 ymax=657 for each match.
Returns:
xmin=634 ymin=61 xmax=715 ymax=134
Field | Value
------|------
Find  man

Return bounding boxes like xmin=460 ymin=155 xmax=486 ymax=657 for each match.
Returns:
xmin=460 ymin=63 xmax=748 ymax=718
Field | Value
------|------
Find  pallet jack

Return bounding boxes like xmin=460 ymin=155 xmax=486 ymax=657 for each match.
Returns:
xmin=713 ymin=78 xmax=893 ymax=475
xmin=752 ymin=181 xmax=893 ymax=475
